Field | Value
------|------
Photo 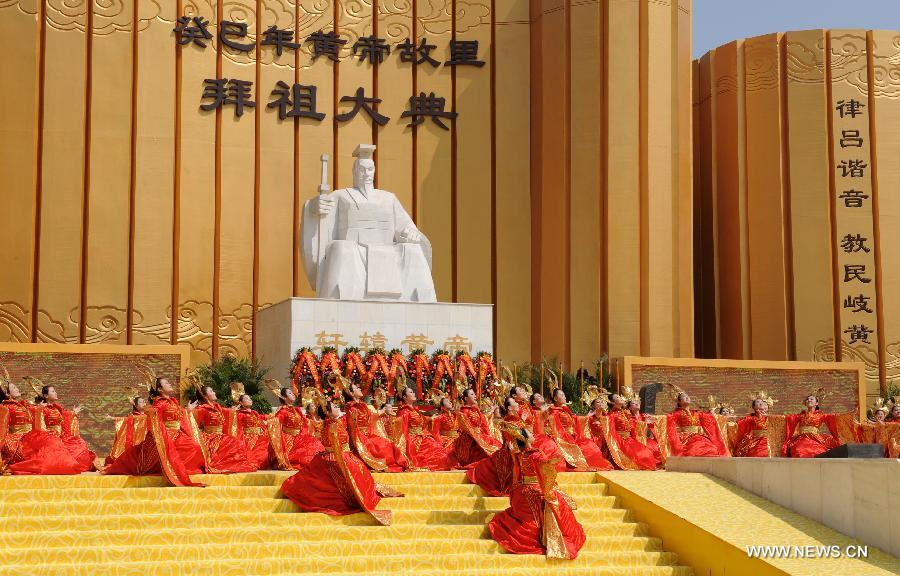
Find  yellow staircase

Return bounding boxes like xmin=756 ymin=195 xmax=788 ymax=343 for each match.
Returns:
xmin=0 ymin=471 xmax=692 ymax=576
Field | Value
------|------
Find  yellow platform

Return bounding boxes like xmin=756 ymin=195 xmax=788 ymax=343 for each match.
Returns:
xmin=0 ymin=470 xmax=691 ymax=576
xmin=600 ymin=471 xmax=900 ymax=576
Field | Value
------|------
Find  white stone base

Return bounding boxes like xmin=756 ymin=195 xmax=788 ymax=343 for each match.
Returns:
xmin=255 ymin=298 xmax=494 ymax=382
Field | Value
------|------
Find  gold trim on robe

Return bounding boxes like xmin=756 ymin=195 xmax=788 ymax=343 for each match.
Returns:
xmin=457 ymin=407 xmax=500 ymax=456
xmin=326 ymin=421 xmax=392 ymax=526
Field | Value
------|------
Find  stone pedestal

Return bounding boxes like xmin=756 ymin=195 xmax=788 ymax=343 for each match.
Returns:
xmin=256 ymin=298 xmax=493 ymax=382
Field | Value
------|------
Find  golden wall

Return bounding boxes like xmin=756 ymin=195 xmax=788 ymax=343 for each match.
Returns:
xmin=693 ymin=30 xmax=900 ymax=398
xmin=0 ymin=0 xmax=693 ymax=367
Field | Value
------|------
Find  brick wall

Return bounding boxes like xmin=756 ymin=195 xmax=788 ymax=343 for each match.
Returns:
xmin=631 ymin=363 xmax=859 ymax=416
xmin=0 ymin=351 xmax=182 ymax=455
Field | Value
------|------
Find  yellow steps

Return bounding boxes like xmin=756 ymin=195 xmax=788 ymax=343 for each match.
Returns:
xmin=0 ymin=470 xmax=692 ymax=576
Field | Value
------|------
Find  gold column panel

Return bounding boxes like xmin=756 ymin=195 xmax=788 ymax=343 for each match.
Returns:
xmin=871 ymin=30 xmax=900 ymax=393
xmin=675 ymin=0 xmax=693 ymax=358
xmin=454 ymin=0 xmax=492 ymax=306
xmin=85 ymin=0 xmax=134 ymax=345
xmin=494 ymin=0 xmax=531 ymax=363
xmin=569 ymin=0 xmax=603 ymax=366
xmin=132 ymin=6 xmax=176 ymax=346
xmin=414 ymin=0 xmax=452 ymax=302
xmin=605 ymin=0 xmax=641 ymax=358
xmin=294 ymin=2 xmax=335 ymax=298
xmin=176 ymin=2 xmax=217 ymax=364
xmin=256 ymin=1 xmax=296 ymax=314
xmin=829 ymin=31 xmax=879 ymax=392
xmin=334 ymin=0 xmax=373 ymax=190
xmin=535 ymin=0 xmax=568 ymax=362
xmin=744 ymin=33 xmax=789 ymax=360
xmin=784 ymin=30 xmax=833 ymax=364
xmin=644 ymin=0 xmax=674 ymax=357
xmin=374 ymin=1 xmax=413 ymax=213
xmin=216 ymin=0 xmax=257 ymax=359
xmin=36 ymin=0 xmax=87 ymax=343
xmin=0 ymin=0 xmax=38 ymax=342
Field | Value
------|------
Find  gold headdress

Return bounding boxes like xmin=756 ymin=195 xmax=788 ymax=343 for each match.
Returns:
xmin=749 ymin=390 xmax=777 ymax=407
xmin=428 ymin=387 xmax=448 ymax=407
xmin=706 ymin=395 xmax=735 ymax=415
xmin=134 ymin=362 xmax=156 ymax=393
xmin=668 ymin=382 xmax=688 ymax=402
xmin=326 ymin=373 xmax=351 ymax=406
xmin=872 ymin=397 xmax=892 ymax=414
xmin=582 ymin=384 xmax=610 ymax=409
xmin=184 ymin=368 xmax=205 ymax=397
xmin=804 ymin=387 xmax=830 ymax=407
xmin=0 ymin=363 xmax=10 ymax=396
xmin=230 ymin=381 xmax=246 ymax=404
xmin=24 ymin=376 xmax=46 ymax=397
xmin=265 ymin=378 xmax=289 ymax=401
xmin=303 ymin=386 xmax=328 ymax=414
xmin=620 ymin=386 xmax=639 ymax=404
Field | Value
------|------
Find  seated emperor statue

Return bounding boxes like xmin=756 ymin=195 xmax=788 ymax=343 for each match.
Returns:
xmin=301 ymin=144 xmax=437 ymax=302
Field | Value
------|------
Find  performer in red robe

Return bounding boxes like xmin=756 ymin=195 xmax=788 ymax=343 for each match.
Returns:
xmin=888 ymin=403 xmax=900 ymax=423
xmin=455 ymin=388 xmax=502 ymax=467
xmin=665 ymin=391 xmax=728 ymax=457
xmin=0 ymin=378 xmax=84 ymax=475
xmin=234 ymin=391 xmax=274 ymax=470
xmin=511 ymin=387 xmax=566 ymax=465
xmin=281 ymin=399 xmax=395 ymax=526
xmin=782 ymin=394 xmax=841 ymax=458
xmin=432 ymin=396 xmax=461 ymax=453
xmin=192 ymin=385 xmax=256 ymax=473
xmin=104 ymin=377 xmax=204 ymax=486
xmin=626 ymin=397 xmax=662 ymax=463
xmin=397 ymin=387 xmax=456 ymax=470
xmin=270 ymin=387 xmax=325 ymax=470
xmin=548 ymin=388 xmax=612 ymax=471
xmin=733 ymin=393 xmax=777 ymax=458
xmin=603 ymin=395 xmax=660 ymax=470
xmin=857 ymin=399 xmax=900 ymax=458
xmin=104 ymin=396 xmax=148 ymax=467
xmin=466 ymin=396 xmax=520 ymax=496
xmin=343 ymin=382 xmax=407 ymax=472
xmin=489 ymin=427 xmax=585 ymax=559
xmin=32 ymin=383 xmax=96 ymax=472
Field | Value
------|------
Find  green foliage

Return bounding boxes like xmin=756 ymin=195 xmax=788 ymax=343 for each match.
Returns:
xmin=194 ymin=356 xmax=272 ymax=414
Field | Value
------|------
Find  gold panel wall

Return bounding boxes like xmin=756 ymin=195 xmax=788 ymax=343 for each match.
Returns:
xmin=693 ymin=30 xmax=900 ymax=398
xmin=530 ymin=0 xmax=694 ymax=365
xmin=0 ymin=0 xmax=693 ymax=367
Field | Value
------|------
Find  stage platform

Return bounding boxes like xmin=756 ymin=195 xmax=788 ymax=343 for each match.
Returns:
xmin=0 ymin=471 xmax=688 ymax=576
xmin=600 ymin=470 xmax=899 ymax=576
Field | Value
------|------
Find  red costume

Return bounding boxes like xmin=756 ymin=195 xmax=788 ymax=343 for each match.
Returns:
xmin=432 ymin=409 xmax=461 ymax=453
xmin=664 ymin=408 xmax=727 ymax=457
xmin=455 ymin=405 xmax=501 ymax=467
xmin=105 ymin=411 xmax=148 ymax=467
xmin=0 ymin=399 xmax=84 ymax=475
xmin=397 ymin=404 xmax=456 ymax=470
xmin=602 ymin=410 xmax=659 ymax=470
xmin=270 ymin=405 xmax=325 ymax=470
xmin=488 ymin=447 xmax=585 ymax=559
xmin=344 ymin=400 xmax=407 ymax=472
xmin=782 ymin=410 xmax=840 ymax=458
xmin=103 ymin=397 xmax=203 ymax=486
xmin=547 ymin=405 xmax=613 ymax=470
xmin=193 ymin=402 xmax=256 ymax=473
xmin=281 ymin=416 xmax=392 ymax=525
xmin=236 ymin=407 xmax=274 ymax=470
xmin=35 ymin=403 xmax=96 ymax=472
xmin=733 ymin=415 xmax=774 ymax=457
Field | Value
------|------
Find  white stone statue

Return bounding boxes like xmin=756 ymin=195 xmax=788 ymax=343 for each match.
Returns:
xmin=301 ymin=144 xmax=437 ymax=302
